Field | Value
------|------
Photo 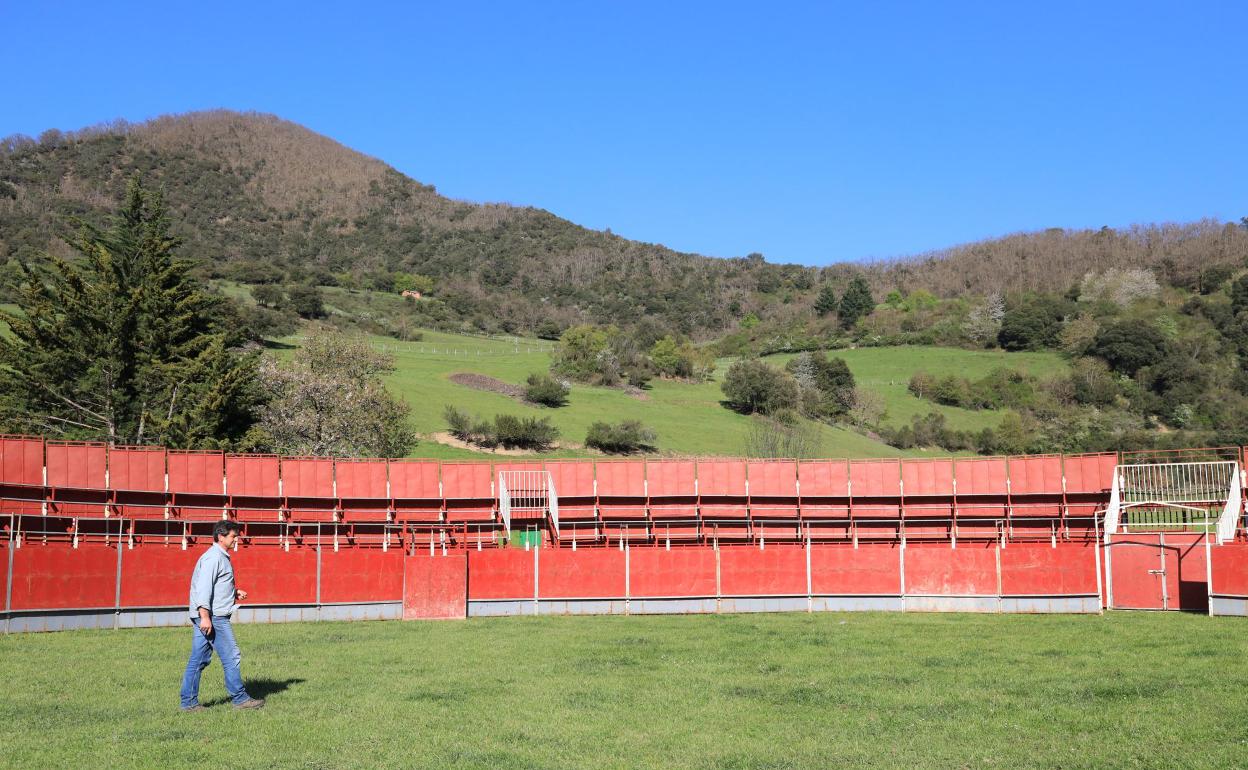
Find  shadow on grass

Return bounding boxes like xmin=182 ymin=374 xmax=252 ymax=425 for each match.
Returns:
xmin=204 ymin=677 xmax=305 ymax=706
xmin=261 ymin=339 xmax=297 ymax=350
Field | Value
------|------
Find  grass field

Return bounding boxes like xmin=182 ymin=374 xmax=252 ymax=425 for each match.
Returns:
xmin=1 ymin=612 xmax=1245 ymax=769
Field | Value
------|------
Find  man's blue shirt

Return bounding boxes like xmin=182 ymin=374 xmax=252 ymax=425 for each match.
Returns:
xmin=188 ymin=544 xmax=237 ymax=619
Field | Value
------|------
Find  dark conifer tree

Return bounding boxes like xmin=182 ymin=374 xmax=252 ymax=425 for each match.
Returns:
xmin=837 ymin=276 xmax=874 ymax=330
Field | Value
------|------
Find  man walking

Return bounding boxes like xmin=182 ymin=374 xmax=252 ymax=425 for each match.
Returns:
xmin=179 ymin=520 xmax=265 ymax=711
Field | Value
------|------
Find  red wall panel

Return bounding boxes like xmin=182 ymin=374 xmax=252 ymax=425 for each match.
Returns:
xmin=955 ymin=458 xmax=1009 ymax=496
xmin=719 ymin=546 xmax=807 ymax=596
xmin=120 ymin=546 xmax=199 ymax=607
xmin=281 ymin=457 xmax=335 ymax=498
xmin=810 ymin=544 xmax=901 ymax=595
xmin=0 ymin=436 xmax=44 ymax=486
xmin=1162 ymin=533 xmax=1209 ymax=612
xmin=108 ymin=447 xmax=166 ymax=492
xmin=646 ymin=460 xmax=696 ymax=497
xmin=545 ymin=461 xmax=595 ymax=498
xmin=628 ymin=547 xmax=717 ymax=598
xmin=799 ymin=460 xmax=849 ymax=497
xmin=1211 ymin=543 xmax=1248 ymax=596
xmin=1064 ymin=453 xmax=1117 ymax=494
xmin=320 ymin=548 xmax=404 ymax=602
xmin=747 ymin=461 xmax=797 ymax=497
xmin=1108 ymin=535 xmax=1165 ymax=609
xmin=442 ymin=463 xmax=493 ymax=499
xmin=467 ymin=548 xmax=534 ymax=600
xmin=45 ymin=442 xmax=106 ymax=489
xmin=999 ymin=544 xmax=1097 ymax=596
xmin=169 ymin=451 xmax=225 ymax=495
xmin=403 ymin=554 xmax=466 ymax=619
xmin=225 ymin=455 xmax=279 ymax=497
xmin=538 ymin=548 xmax=626 ymax=598
xmin=230 ymin=547 xmax=317 ymax=605
xmin=10 ymin=543 xmax=117 ymax=610
xmin=335 ymin=460 xmax=388 ymax=499
xmin=904 ymin=544 xmax=998 ymax=595
xmin=595 ymin=461 xmax=645 ymax=497
xmin=1008 ymin=455 xmax=1063 ymax=494
xmin=902 ymin=460 xmax=953 ymax=497
xmin=850 ymin=459 xmax=900 ymax=497
xmin=389 ymin=460 xmax=440 ymax=498
xmin=698 ymin=460 xmax=747 ymax=496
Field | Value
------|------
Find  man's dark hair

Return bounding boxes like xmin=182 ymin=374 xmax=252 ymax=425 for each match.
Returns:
xmin=213 ymin=520 xmax=242 ymax=542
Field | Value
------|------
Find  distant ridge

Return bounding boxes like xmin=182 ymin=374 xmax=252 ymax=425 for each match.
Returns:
xmin=2 ymin=110 xmax=1245 ymax=335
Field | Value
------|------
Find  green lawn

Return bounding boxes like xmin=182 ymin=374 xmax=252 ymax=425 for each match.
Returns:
xmin=764 ymin=346 xmax=1069 ymax=432
xmin=1 ymin=612 xmax=1244 ymax=768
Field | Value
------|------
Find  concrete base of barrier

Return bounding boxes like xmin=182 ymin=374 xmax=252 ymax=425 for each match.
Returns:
xmin=1210 ymin=596 xmax=1248 ymax=617
xmin=3 ymin=601 xmax=402 ymax=633
xmin=811 ymin=596 xmax=905 ymax=612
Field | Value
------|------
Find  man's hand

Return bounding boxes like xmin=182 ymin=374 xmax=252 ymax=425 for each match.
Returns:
xmin=236 ymin=589 xmax=248 ymax=602
xmin=198 ymin=609 xmax=213 ymax=637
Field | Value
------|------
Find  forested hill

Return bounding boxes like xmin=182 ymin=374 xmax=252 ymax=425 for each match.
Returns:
xmin=2 ymin=110 xmax=1246 ymax=337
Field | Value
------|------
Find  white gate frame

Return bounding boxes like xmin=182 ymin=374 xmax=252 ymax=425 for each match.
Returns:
xmin=498 ymin=470 xmax=558 ymax=538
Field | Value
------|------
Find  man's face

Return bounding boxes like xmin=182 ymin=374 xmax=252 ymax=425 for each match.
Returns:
xmin=219 ymin=530 xmax=240 ymax=549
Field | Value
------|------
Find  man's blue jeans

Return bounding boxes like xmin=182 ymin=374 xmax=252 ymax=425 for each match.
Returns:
xmin=179 ymin=616 xmax=252 ymax=708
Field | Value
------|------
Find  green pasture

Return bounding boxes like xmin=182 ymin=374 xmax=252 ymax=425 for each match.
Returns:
xmin=1 ymin=612 xmax=1244 ymax=769
xmin=763 ymin=346 xmax=1069 ymax=432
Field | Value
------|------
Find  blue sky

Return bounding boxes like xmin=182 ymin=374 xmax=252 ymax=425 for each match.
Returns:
xmin=2 ymin=1 xmax=1245 ymax=266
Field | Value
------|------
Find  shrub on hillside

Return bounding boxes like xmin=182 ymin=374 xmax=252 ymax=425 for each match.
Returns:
xmin=721 ymin=359 xmax=800 ymax=415
xmin=1090 ymin=321 xmax=1169 ymax=376
xmin=443 ymin=406 xmax=559 ymax=450
xmin=585 ymin=420 xmax=656 ymax=454
xmin=524 ymin=373 xmax=570 ymax=407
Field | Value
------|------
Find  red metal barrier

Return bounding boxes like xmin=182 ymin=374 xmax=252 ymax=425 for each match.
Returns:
xmin=902 ymin=459 xmax=954 ymax=519
xmin=810 ymin=544 xmax=901 ymax=595
xmin=597 ymin=460 xmax=646 ymax=520
xmin=225 ymin=454 xmax=280 ymax=498
xmin=467 ymin=549 xmax=533 ymax=600
xmin=798 ymin=459 xmax=850 ymax=518
xmin=335 ymin=459 xmax=390 ymax=521
xmin=0 ymin=435 xmax=44 ymax=486
xmin=904 ymin=543 xmax=998 ymax=596
xmin=403 ymin=554 xmax=466 ymax=619
xmin=321 ymin=548 xmax=403 ymax=603
xmin=1211 ymin=543 xmax=1248 ymax=598
xmin=120 ymin=545 xmax=199 ymax=607
xmin=628 ymin=547 xmax=717 ymax=598
xmin=719 ymin=545 xmax=806 ymax=596
xmin=281 ymin=457 xmax=335 ymax=499
xmin=389 ymin=460 xmax=442 ymax=522
xmin=108 ymin=446 xmax=166 ymax=492
xmin=851 ymin=459 xmax=901 ymax=519
xmin=1107 ymin=533 xmax=1208 ymax=611
xmin=999 ymin=544 xmax=1097 ymax=596
xmin=10 ymin=543 xmax=118 ymax=610
xmin=231 ymin=546 xmax=317 ymax=605
xmin=647 ymin=460 xmax=697 ymax=524
xmin=748 ymin=460 xmax=799 ymax=518
xmin=538 ymin=548 xmax=626 ymax=599
xmin=1008 ymin=455 xmax=1064 ymax=517
xmin=443 ymin=463 xmax=494 ymax=522
xmin=46 ymin=442 xmax=107 ymax=516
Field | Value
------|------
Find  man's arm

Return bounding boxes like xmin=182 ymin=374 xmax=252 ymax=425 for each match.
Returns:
xmin=190 ymin=556 xmax=215 ymax=635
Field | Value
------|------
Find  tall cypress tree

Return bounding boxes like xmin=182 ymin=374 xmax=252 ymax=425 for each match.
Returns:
xmin=837 ymin=276 xmax=874 ymax=330
xmin=0 ymin=177 xmax=262 ymax=447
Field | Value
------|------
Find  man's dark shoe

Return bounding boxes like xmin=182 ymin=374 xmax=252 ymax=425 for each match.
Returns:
xmin=180 ymin=705 xmax=206 ymax=713
xmin=234 ymin=698 xmax=265 ymax=710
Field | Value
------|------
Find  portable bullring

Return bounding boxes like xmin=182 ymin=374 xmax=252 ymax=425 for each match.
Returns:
xmin=2 ymin=435 xmax=1246 ymax=632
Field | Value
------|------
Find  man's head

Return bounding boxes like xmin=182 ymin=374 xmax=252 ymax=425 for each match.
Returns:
xmin=213 ymin=520 xmax=242 ymax=549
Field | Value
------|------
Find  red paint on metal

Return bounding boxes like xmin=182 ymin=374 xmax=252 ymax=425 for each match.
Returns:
xmin=719 ymin=545 xmax=807 ymax=595
xmin=903 ymin=543 xmax=998 ymax=595
xmin=120 ymin=545 xmax=199 ymax=607
xmin=281 ymin=457 xmax=335 ymax=498
xmin=168 ymin=451 xmax=225 ymax=496
xmin=334 ymin=460 xmax=387 ymax=499
xmin=403 ymin=554 xmax=466 ymax=619
xmin=1162 ymin=533 xmax=1209 ymax=612
xmin=646 ymin=460 xmax=696 ymax=496
xmin=442 ymin=463 xmax=493 ymax=498
xmin=999 ymin=544 xmax=1097 ymax=596
xmin=10 ymin=543 xmax=118 ymax=610
xmin=628 ymin=547 xmax=717 ymax=598
xmin=1007 ymin=455 xmax=1063 ymax=517
xmin=467 ymin=548 xmax=534 ymax=600
xmin=850 ymin=459 xmax=900 ymax=497
xmin=798 ymin=460 xmax=849 ymax=497
xmin=902 ymin=459 xmax=954 ymax=496
xmin=1211 ymin=543 xmax=1248 ymax=596
xmin=810 ymin=544 xmax=902 ymax=595
xmin=388 ymin=460 xmax=440 ymax=498
xmin=321 ymin=548 xmax=403 ymax=602
xmin=747 ymin=461 xmax=797 ymax=497
xmin=1108 ymin=534 xmax=1166 ymax=609
xmin=545 ymin=461 xmax=595 ymax=498
xmin=224 ymin=455 xmax=279 ymax=497
xmin=595 ymin=460 xmax=645 ymax=497
xmin=0 ymin=435 xmax=43 ymax=486
xmin=45 ymin=442 xmax=106 ymax=489
xmin=698 ymin=460 xmax=747 ymax=496
xmin=955 ymin=458 xmax=1009 ymax=495
xmin=107 ymin=446 xmax=166 ymax=492
xmin=538 ymin=548 xmax=626 ymax=598
xmin=230 ymin=547 xmax=317 ymax=605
